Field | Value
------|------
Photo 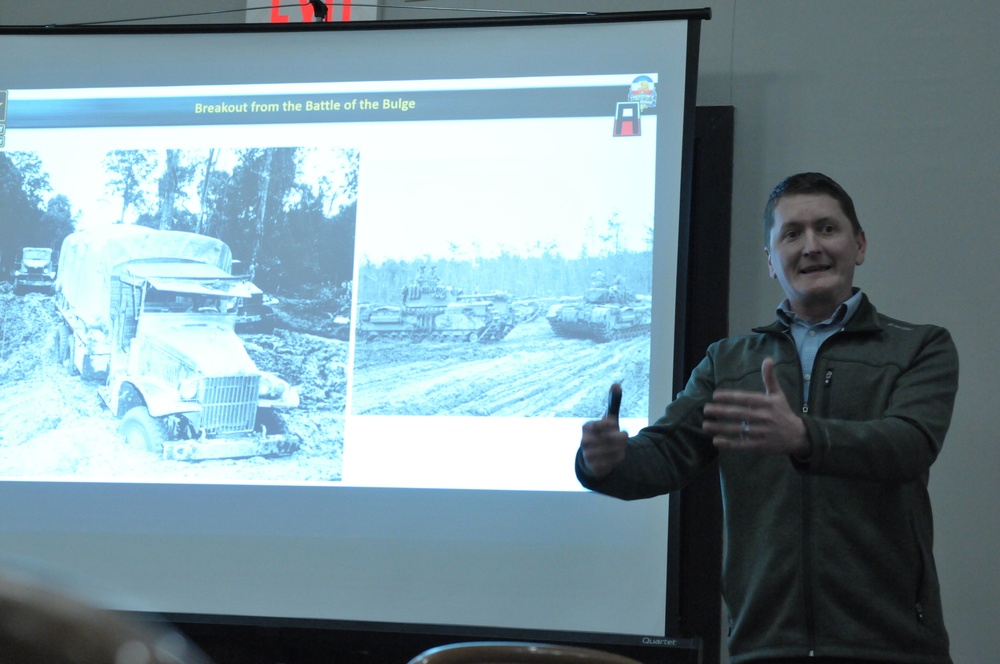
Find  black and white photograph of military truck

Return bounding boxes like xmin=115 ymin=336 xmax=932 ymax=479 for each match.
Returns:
xmin=0 ymin=146 xmax=357 ymax=484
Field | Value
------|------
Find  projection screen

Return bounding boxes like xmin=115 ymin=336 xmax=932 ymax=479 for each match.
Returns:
xmin=0 ymin=11 xmax=704 ymax=644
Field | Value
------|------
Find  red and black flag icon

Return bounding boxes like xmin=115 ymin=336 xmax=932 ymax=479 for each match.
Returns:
xmin=613 ymin=101 xmax=640 ymax=137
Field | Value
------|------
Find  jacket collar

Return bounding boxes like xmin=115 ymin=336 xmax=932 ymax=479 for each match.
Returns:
xmin=753 ymin=292 xmax=883 ymax=336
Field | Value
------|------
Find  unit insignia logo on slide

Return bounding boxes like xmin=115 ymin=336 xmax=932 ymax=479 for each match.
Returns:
xmin=628 ymin=75 xmax=657 ymax=110
xmin=614 ymin=76 xmax=657 ymax=137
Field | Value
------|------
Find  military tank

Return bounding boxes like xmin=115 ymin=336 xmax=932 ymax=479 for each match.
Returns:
xmin=357 ymin=268 xmax=518 ymax=343
xmin=546 ymin=272 xmax=651 ymax=342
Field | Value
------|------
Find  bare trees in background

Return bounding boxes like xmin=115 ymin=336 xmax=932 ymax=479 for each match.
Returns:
xmin=1 ymin=147 xmax=359 ymax=297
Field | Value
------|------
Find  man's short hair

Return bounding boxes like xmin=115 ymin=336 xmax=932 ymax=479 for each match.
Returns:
xmin=763 ymin=172 xmax=862 ymax=248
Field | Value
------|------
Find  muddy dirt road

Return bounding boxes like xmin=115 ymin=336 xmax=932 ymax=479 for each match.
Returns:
xmin=352 ymin=315 xmax=650 ymax=419
xmin=0 ymin=287 xmax=650 ymax=484
xmin=0 ymin=289 xmax=345 ymax=483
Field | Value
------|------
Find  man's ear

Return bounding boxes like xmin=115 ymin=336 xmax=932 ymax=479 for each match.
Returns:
xmin=855 ymin=230 xmax=867 ymax=266
xmin=765 ymin=247 xmax=777 ymax=279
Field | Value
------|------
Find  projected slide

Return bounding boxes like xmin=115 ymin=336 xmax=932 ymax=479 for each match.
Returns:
xmin=0 ymin=15 xmax=698 ymax=640
xmin=1 ymin=75 xmax=659 ymax=490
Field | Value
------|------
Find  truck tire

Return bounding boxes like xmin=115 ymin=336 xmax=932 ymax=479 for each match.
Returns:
xmin=255 ymin=408 xmax=287 ymax=436
xmin=120 ymin=406 xmax=168 ymax=455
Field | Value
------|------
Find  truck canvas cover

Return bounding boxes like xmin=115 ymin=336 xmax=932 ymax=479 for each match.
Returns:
xmin=56 ymin=226 xmax=234 ymax=330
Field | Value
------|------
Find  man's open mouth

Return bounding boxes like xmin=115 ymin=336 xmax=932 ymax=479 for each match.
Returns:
xmin=800 ymin=265 xmax=830 ymax=274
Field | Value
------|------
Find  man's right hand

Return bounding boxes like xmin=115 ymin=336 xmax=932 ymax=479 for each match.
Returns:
xmin=580 ymin=383 xmax=629 ymax=478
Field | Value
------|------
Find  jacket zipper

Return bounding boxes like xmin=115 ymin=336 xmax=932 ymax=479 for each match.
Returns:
xmin=801 ymin=368 xmax=834 ymax=415
xmin=802 ymin=470 xmax=815 ymax=654
xmin=782 ymin=324 xmax=846 ymax=657
xmin=802 ymin=366 xmax=836 ymax=655
xmin=789 ymin=329 xmax=818 ymax=655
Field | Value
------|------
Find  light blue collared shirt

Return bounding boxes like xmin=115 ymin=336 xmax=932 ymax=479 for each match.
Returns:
xmin=776 ymin=289 xmax=863 ymax=405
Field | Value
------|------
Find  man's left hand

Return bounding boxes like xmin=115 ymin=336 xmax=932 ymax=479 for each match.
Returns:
xmin=702 ymin=357 xmax=810 ymax=456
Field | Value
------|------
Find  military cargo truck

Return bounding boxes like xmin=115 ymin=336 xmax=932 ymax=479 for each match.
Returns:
xmin=54 ymin=226 xmax=300 ymax=460
xmin=13 ymin=247 xmax=56 ymax=295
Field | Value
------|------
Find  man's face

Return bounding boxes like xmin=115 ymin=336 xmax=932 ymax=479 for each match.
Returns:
xmin=766 ymin=193 xmax=866 ymax=322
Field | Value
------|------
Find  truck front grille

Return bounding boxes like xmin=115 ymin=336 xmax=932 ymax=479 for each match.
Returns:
xmin=200 ymin=375 xmax=259 ymax=434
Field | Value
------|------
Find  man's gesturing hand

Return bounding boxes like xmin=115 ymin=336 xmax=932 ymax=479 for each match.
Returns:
xmin=580 ymin=383 xmax=630 ymax=478
xmin=702 ymin=357 xmax=810 ymax=456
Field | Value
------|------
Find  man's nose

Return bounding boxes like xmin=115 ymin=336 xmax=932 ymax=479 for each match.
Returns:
xmin=802 ymin=230 xmax=822 ymax=254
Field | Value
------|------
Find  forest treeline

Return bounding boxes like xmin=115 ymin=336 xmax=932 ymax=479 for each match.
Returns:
xmin=0 ymin=147 xmax=358 ymax=298
xmin=2 ymin=147 xmax=658 ymax=310
xmin=0 ymin=153 xmax=74 ymax=272
xmin=358 ymin=208 xmax=654 ymax=305
xmin=358 ymin=250 xmax=654 ymax=306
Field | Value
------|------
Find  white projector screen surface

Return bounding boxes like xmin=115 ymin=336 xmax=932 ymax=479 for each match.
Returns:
xmin=0 ymin=14 xmax=698 ymax=640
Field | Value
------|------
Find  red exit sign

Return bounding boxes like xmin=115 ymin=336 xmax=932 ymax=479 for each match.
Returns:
xmin=246 ymin=1 xmax=376 ymax=23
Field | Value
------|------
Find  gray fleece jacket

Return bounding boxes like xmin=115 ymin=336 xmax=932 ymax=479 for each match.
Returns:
xmin=577 ymin=295 xmax=958 ymax=663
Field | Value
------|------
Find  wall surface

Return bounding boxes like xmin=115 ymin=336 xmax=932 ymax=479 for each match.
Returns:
xmin=0 ymin=0 xmax=248 ymax=25
xmin=2 ymin=2 xmax=998 ymax=663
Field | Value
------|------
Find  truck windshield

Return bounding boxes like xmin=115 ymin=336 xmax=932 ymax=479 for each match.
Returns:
xmin=23 ymin=248 xmax=52 ymax=261
xmin=144 ymin=290 xmax=226 ymax=313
